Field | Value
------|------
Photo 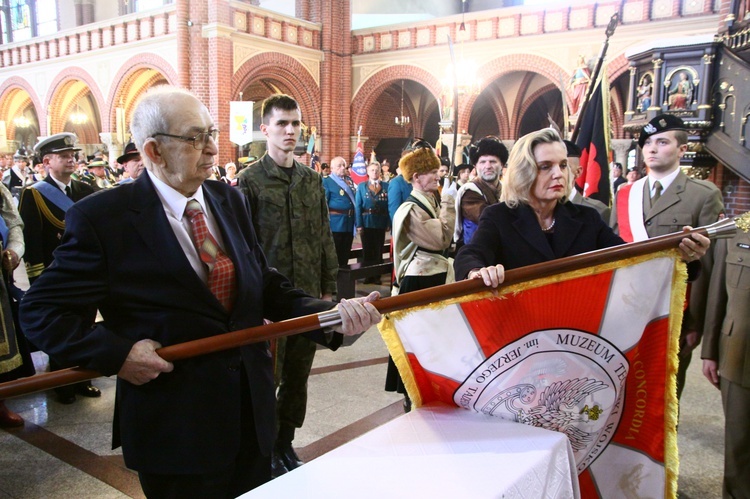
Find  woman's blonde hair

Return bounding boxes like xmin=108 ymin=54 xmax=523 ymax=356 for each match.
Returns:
xmin=502 ymin=128 xmax=567 ymax=208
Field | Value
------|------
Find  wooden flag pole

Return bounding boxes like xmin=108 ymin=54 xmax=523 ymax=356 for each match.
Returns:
xmin=0 ymin=217 xmax=741 ymax=400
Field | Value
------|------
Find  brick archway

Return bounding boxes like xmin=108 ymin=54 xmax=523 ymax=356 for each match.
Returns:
xmin=467 ymin=85 xmax=511 ymax=140
xmin=459 ymin=54 xmax=569 ymax=134
xmin=0 ymin=77 xmax=44 ymax=141
xmin=516 ymin=83 xmax=560 ymax=136
xmin=351 ymin=65 xmax=442 ymax=136
xmin=232 ymin=53 xmax=321 ymax=128
xmin=106 ymin=53 xmax=178 ymax=134
xmin=45 ymin=67 xmax=106 ymax=137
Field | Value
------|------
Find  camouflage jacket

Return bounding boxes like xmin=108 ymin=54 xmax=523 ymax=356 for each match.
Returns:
xmin=238 ymin=153 xmax=337 ymax=297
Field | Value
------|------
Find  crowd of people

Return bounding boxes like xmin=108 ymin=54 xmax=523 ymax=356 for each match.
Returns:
xmin=0 ymin=86 xmax=746 ymax=498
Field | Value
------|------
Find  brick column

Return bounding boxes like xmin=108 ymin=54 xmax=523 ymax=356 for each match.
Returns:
xmin=318 ymin=0 xmax=352 ymax=160
xmin=176 ymin=0 xmax=190 ymax=89
xmin=207 ymin=0 xmax=234 ymax=166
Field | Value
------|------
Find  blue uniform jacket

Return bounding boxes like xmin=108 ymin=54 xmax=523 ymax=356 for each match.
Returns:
xmin=355 ymin=181 xmax=390 ymax=230
xmin=323 ymin=175 xmax=356 ymax=233
xmin=387 ymin=174 xmax=412 ymax=222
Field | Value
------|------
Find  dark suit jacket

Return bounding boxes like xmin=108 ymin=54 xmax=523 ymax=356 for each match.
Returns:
xmin=20 ymin=173 xmax=339 ymax=474
xmin=18 ymin=174 xmax=94 ymax=281
xmin=454 ymin=201 xmax=624 ymax=279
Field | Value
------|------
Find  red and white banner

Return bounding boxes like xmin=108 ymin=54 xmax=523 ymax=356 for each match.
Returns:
xmin=379 ymin=252 xmax=686 ymax=498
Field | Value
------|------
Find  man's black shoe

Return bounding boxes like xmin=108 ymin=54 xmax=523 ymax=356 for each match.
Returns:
xmin=76 ymin=384 xmax=101 ymax=398
xmin=277 ymin=445 xmax=303 ymax=470
xmin=57 ymin=393 xmax=76 ymax=404
xmin=271 ymin=452 xmax=289 ymax=478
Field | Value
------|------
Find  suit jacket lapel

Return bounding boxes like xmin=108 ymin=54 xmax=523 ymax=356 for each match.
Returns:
xmin=129 ymin=175 xmax=220 ymax=311
xmin=513 ymin=205 xmax=555 ymax=261
xmin=645 ymin=172 xmax=684 ymax=221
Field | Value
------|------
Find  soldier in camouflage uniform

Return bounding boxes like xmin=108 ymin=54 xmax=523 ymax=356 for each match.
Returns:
xmin=238 ymin=94 xmax=338 ymax=477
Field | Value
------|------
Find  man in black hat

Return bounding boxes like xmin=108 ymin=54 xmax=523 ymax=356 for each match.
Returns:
xmin=19 ymin=132 xmax=99 ymax=404
xmin=116 ymin=141 xmax=143 ymax=184
xmin=611 ymin=114 xmax=724 ymax=400
xmin=455 ymin=136 xmax=507 ymax=247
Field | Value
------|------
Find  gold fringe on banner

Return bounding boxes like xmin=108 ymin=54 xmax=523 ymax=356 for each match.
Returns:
xmin=379 ymin=249 xmax=687 ymax=495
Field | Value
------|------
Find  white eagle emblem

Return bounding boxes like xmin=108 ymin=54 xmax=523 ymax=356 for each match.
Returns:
xmin=643 ymin=123 xmax=657 ymax=134
xmin=483 ymin=378 xmax=607 ymax=452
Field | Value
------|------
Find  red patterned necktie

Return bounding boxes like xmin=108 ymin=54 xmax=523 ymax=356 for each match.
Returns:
xmin=185 ymin=199 xmax=237 ymax=312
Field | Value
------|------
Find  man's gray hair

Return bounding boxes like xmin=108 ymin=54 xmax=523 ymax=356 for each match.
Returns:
xmin=130 ymin=86 xmax=197 ymax=151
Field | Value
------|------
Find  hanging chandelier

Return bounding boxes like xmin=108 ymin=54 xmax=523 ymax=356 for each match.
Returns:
xmin=394 ymin=79 xmax=410 ymax=127
xmin=69 ymin=104 xmax=88 ymax=125
xmin=13 ymin=116 xmax=31 ymax=129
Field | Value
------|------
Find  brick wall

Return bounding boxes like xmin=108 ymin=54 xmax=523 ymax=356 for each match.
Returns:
xmin=318 ymin=0 xmax=352 ymax=164
xmin=358 ymin=94 xmax=410 ymax=161
xmin=711 ymin=163 xmax=750 ymax=218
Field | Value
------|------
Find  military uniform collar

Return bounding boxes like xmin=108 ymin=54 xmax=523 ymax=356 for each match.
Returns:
xmin=647 ymin=167 xmax=680 ymax=194
xmin=260 ymin=153 xmax=303 ymax=182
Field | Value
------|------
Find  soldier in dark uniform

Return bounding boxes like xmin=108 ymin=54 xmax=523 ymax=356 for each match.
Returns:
xmin=323 ymin=156 xmax=357 ymax=268
xmin=19 ymin=132 xmax=99 ymax=404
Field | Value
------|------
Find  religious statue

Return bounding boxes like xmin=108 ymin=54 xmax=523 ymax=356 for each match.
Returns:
xmin=668 ymin=71 xmax=694 ymax=110
xmin=567 ymin=55 xmax=591 ymax=116
xmin=636 ymin=74 xmax=653 ymax=112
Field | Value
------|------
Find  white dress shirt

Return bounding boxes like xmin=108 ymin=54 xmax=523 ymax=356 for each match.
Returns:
xmin=647 ymin=167 xmax=680 ymax=197
xmin=146 ymin=170 xmax=228 ymax=284
xmin=49 ymin=175 xmax=72 ymax=193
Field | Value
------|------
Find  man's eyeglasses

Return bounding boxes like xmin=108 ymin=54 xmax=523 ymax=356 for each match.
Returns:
xmin=152 ymin=129 xmax=220 ymax=150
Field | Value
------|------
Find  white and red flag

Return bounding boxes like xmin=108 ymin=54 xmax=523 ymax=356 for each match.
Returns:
xmin=379 ymin=251 xmax=686 ymax=498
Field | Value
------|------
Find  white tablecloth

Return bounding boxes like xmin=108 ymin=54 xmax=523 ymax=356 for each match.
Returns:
xmin=243 ymin=404 xmax=580 ymax=498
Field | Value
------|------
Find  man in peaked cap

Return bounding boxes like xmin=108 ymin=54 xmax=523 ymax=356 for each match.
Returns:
xmin=454 ymin=136 xmax=507 ymax=248
xmin=116 ymin=140 xmax=144 ymax=184
xmin=19 ymin=132 xmax=99 ymax=404
xmin=611 ymin=114 xmax=724 ymax=400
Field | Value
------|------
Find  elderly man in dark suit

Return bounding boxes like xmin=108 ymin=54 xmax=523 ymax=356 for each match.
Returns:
xmin=20 ymin=86 xmax=380 ymax=499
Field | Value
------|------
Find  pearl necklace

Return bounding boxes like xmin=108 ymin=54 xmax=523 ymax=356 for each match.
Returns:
xmin=541 ymin=218 xmax=556 ymax=232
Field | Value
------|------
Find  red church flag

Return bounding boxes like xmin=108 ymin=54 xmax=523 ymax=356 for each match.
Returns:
xmin=379 ymin=252 xmax=686 ymax=498
xmin=576 ymin=66 xmax=612 ymax=206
